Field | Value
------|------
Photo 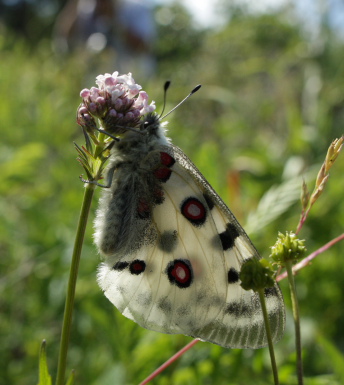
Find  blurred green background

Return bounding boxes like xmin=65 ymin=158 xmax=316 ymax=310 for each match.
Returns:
xmin=1 ymin=0 xmax=344 ymax=384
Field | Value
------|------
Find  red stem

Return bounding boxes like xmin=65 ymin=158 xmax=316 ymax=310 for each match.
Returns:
xmin=138 ymin=339 xmax=200 ymax=385
xmin=295 ymin=209 xmax=309 ymax=235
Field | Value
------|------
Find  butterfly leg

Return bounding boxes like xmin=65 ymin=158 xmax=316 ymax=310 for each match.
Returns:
xmin=95 ymin=125 xmax=144 ymax=140
xmin=94 ymin=127 xmax=120 ymax=142
xmin=79 ymin=164 xmax=117 ymax=188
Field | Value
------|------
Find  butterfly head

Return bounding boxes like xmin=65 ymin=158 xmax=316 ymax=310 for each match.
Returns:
xmin=140 ymin=112 xmax=160 ymax=133
xmin=138 ymin=112 xmax=169 ymax=143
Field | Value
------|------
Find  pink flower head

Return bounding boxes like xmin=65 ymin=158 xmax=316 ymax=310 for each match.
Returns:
xmin=134 ymin=91 xmax=156 ymax=115
xmin=80 ymin=89 xmax=90 ymax=98
xmin=77 ymin=70 xmax=156 ymax=135
xmin=116 ymin=73 xmax=142 ymax=97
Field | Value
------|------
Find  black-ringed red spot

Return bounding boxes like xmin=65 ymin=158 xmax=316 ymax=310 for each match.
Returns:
xmin=166 ymin=259 xmax=193 ymax=288
xmin=160 ymin=152 xmax=175 ymax=167
xmin=154 ymin=167 xmax=172 ymax=182
xmin=180 ymin=197 xmax=207 ymax=226
xmin=129 ymin=260 xmax=146 ymax=275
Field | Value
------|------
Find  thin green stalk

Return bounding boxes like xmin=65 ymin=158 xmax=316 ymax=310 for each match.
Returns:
xmin=55 ymin=183 xmax=96 ymax=385
xmin=257 ymin=289 xmax=279 ymax=385
xmin=285 ymin=260 xmax=303 ymax=385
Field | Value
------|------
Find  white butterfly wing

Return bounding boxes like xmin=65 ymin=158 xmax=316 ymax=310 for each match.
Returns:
xmin=97 ymin=144 xmax=285 ymax=349
xmin=170 ymin=145 xmax=285 ymax=347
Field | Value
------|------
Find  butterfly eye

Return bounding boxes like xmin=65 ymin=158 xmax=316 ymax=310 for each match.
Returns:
xmin=142 ymin=121 xmax=150 ymax=130
xmin=139 ymin=118 xmax=151 ymax=131
xmin=140 ymin=112 xmax=160 ymax=133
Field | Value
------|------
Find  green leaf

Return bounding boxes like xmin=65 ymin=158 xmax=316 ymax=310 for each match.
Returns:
xmin=65 ymin=370 xmax=75 ymax=385
xmin=37 ymin=340 xmax=52 ymax=385
xmin=245 ymin=177 xmax=301 ymax=234
xmin=317 ymin=333 xmax=344 ymax=382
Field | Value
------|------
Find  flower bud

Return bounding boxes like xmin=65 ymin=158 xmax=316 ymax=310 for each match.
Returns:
xmin=270 ymin=232 xmax=306 ymax=266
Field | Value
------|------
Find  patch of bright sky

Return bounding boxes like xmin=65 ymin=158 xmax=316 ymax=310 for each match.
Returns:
xmin=156 ymin=0 xmax=344 ymax=38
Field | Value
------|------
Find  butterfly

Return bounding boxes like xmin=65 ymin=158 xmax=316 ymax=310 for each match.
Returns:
xmin=94 ymin=111 xmax=285 ymax=349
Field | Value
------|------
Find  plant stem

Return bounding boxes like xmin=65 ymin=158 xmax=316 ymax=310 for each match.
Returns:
xmin=295 ymin=210 xmax=308 ymax=235
xmin=257 ymin=289 xmax=279 ymax=385
xmin=139 ymin=339 xmax=200 ymax=385
xmin=55 ymin=183 xmax=95 ymax=385
xmin=285 ymin=260 xmax=303 ymax=385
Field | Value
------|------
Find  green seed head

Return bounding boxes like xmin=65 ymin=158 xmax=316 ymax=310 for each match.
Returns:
xmin=270 ymin=231 xmax=306 ymax=266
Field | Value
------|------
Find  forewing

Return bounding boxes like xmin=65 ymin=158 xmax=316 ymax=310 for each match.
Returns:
xmin=167 ymin=144 xmax=286 ymax=348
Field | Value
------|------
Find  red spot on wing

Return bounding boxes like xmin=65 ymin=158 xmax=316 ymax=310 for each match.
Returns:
xmin=181 ymin=198 xmax=207 ymax=226
xmin=160 ymin=152 xmax=175 ymax=167
xmin=129 ymin=260 xmax=146 ymax=275
xmin=154 ymin=167 xmax=172 ymax=182
xmin=166 ymin=259 xmax=193 ymax=288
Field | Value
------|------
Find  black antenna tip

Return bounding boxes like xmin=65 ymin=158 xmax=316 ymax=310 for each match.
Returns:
xmin=164 ymin=81 xmax=171 ymax=91
xmin=191 ymin=84 xmax=202 ymax=94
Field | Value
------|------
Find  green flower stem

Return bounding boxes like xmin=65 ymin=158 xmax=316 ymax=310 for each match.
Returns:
xmin=55 ymin=183 xmax=96 ymax=385
xmin=257 ymin=288 xmax=279 ymax=385
xmin=285 ymin=260 xmax=303 ymax=385
xmin=93 ymin=132 xmax=107 ymax=159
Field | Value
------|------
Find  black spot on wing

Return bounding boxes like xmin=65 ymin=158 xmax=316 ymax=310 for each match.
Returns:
xmin=113 ymin=261 xmax=129 ymax=271
xmin=264 ymin=286 xmax=278 ymax=297
xmin=219 ymin=223 xmax=240 ymax=250
xmin=225 ymin=302 xmax=253 ymax=317
xmin=137 ymin=292 xmax=153 ymax=306
xmin=158 ymin=297 xmax=172 ymax=314
xmin=228 ymin=267 xmax=240 ymax=284
xmin=176 ymin=306 xmax=190 ymax=317
xmin=158 ymin=231 xmax=178 ymax=253
xmin=203 ymin=193 xmax=215 ymax=210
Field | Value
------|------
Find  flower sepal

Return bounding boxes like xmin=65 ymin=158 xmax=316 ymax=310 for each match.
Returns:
xmin=240 ymin=258 xmax=276 ymax=292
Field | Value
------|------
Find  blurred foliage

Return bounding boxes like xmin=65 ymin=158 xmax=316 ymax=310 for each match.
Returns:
xmin=1 ymin=1 xmax=344 ymax=385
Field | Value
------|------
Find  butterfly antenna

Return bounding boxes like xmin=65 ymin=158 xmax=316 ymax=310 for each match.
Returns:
xmin=160 ymin=84 xmax=202 ymax=120
xmin=158 ymin=81 xmax=171 ymax=118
